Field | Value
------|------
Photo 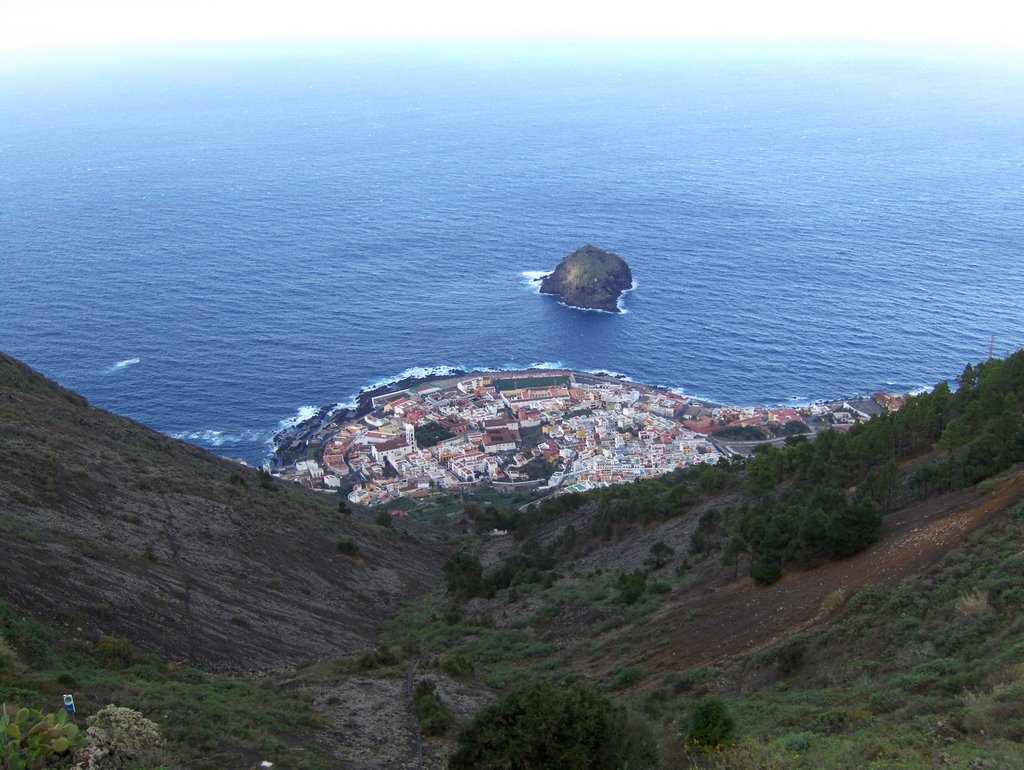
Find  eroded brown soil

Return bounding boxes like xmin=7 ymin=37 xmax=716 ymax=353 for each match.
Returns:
xmin=638 ymin=471 xmax=1023 ymax=674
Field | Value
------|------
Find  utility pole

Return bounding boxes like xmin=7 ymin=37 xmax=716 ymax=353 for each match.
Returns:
xmin=989 ymin=333 xmax=996 ymax=361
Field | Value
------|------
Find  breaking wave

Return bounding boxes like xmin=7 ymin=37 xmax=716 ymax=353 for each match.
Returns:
xmin=520 ymin=270 xmax=550 ymax=293
xmin=108 ymin=357 xmax=140 ymax=371
xmin=167 ymin=428 xmax=269 ymax=447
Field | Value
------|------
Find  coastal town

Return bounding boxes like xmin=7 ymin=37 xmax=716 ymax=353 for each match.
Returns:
xmin=272 ymin=370 xmax=908 ymax=507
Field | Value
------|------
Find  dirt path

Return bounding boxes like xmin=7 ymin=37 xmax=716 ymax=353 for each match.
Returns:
xmin=639 ymin=471 xmax=1024 ymax=674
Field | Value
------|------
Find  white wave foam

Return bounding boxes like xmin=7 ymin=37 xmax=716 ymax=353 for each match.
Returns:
xmin=520 ymin=270 xmax=551 ymax=294
xmin=617 ymin=279 xmax=638 ymax=314
xmin=323 ymin=365 xmax=475 ymax=416
xmin=109 ymin=357 xmax=140 ymax=371
xmin=358 ymin=365 xmax=467 ymax=394
xmin=555 ymin=300 xmax=620 ymax=315
xmin=585 ymin=367 xmax=632 ymax=380
xmin=169 ymin=428 xmax=269 ymax=447
xmin=277 ymin=405 xmax=319 ymax=431
xmin=667 ymin=386 xmax=724 ymax=403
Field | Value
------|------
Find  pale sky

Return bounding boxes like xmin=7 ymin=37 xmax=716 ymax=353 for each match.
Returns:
xmin=1 ymin=0 xmax=1021 ymax=56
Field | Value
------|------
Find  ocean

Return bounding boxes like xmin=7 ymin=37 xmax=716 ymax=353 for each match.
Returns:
xmin=2 ymin=42 xmax=1022 ymax=464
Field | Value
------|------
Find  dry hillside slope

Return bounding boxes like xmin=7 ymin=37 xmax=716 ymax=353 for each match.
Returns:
xmin=626 ymin=471 xmax=1024 ymax=673
xmin=0 ymin=352 xmax=449 ymax=671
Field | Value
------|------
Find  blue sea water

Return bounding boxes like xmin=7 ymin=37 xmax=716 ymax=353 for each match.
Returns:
xmin=2 ymin=43 xmax=1023 ymax=464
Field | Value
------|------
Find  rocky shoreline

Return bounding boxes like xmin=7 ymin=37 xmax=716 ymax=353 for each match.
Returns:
xmin=270 ymin=369 xmax=471 ymax=467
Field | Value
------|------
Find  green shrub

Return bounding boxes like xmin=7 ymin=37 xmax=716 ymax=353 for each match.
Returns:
xmin=0 ymin=638 xmax=22 ymax=676
xmin=94 ymin=637 xmax=149 ymax=668
xmin=642 ymin=687 xmax=673 ymax=718
xmin=443 ymin=604 xmax=462 ymax=625
xmin=773 ymin=635 xmax=807 ymax=676
xmin=412 ymin=680 xmax=453 ymax=737
xmin=819 ymin=588 xmax=848 ymax=614
xmin=687 ymin=696 xmax=736 ymax=749
xmin=644 ymin=540 xmax=675 ymax=570
xmin=443 ymin=552 xmax=483 ymax=599
xmin=441 ymin=654 xmax=474 ymax=679
xmin=126 ymin=663 xmax=166 ymax=683
xmin=664 ymin=669 xmax=711 ymax=695
xmin=257 ymin=469 xmax=277 ymax=491
xmin=610 ymin=666 xmax=645 ymax=690
xmin=335 ymin=538 xmax=360 ymax=556
xmin=782 ymin=732 xmax=818 ymax=752
xmin=450 ymin=680 xmax=657 ymax=770
xmin=616 ymin=573 xmax=647 ymax=605
xmin=844 ymin=583 xmax=887 ymax=614
xmin=1 ymin=703 xmax=83 ymax=766
xmin=936 ymin=670 xmax=983 ymax=694
xmin=1001 ymin=641 xmax=1024 ymax=664
xmin=375 ymin=511 xmax=393 ymax=528
xmin=751 ymin=563 xmax=782 ymax=586
xmin=0 ymin=604 xmax=52 ymax=663
xmin=809 ymin=707 xmax=848 ymax=734
xmin=356 ymin=645 xmax=398 ymax=670
xmin=868 ymin=689 xmax=905 ymax=715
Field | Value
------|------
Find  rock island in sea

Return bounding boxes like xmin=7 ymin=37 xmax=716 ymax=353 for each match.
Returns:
xmin=538 ymin=244 xmax=633 ymax=313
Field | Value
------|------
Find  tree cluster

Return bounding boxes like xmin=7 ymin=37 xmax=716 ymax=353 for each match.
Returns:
xmin=449 ymin=680 xmax=657 ymax=770
xmin=732 ymin=350 xmax=1024 ymax=582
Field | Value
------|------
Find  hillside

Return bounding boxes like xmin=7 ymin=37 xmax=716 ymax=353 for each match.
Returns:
xmin=392 ymin=467 xmax=1023 ymax=768
xmin=370 ymin=351 xmax=1024 ymax=768
xmin=0 ymin=352 xmax=449 ymax=671
xmin=2 ymin=350 xmax=1022 ymax=769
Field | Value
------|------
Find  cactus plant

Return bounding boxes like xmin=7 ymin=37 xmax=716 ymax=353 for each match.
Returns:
xmin=1 ymin=703 xmax=81 ymax=769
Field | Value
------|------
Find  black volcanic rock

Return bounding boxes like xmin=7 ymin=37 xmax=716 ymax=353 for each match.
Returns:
xmin=539 ymin=244 xmax=633 ymax=313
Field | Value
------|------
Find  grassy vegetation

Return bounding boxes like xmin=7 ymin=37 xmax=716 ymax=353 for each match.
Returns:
xmin=384 ymin=485 xmax=546 ymax=523
xmin=335 ymin=537 xmax=360 ymax=556
xmin=382 ymin=564 xmax=672 ymax=691
xmin=449 ymin=679 xmax=658 ymax=769
xmin=414 ymin=422 xmax=456 ymax=449
xmin=412 ymin=679 xmax=453 ymax=736
xmin=493 ymin=375 xmax=570 ymax=392
xmin=405 ymin=497 xmax=1022 ymax=768
xmin=712 ymin=424 xmax=769 ymax=441
xmin=0 ymin=601 xmax=331 ymax=770
xmin=644 ymin=504 xmax=1024 ymax=769
xmin=376 ymin=452 xmax=1023 ymax=769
